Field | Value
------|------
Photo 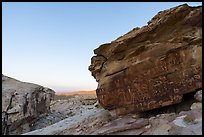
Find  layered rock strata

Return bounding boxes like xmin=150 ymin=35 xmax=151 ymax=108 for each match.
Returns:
xmin=89 ymin=4 xmax=202 ymax=116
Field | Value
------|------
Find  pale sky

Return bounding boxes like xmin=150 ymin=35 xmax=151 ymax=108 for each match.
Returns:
xmin=2 ymin=2 xmax=202 ymax=92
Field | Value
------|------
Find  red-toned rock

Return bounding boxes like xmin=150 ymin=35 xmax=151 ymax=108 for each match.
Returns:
xmin=89 ymin=4 xmax=202 ymax=116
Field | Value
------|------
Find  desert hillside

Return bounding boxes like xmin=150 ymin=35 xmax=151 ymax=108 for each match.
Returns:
xmin=56 ymin=90 xmax=96 ymax=96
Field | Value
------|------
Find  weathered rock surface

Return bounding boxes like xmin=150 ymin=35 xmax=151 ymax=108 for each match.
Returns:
xmin=89 ymin=4 xmax=202 ymax=116
xmin=2 ymin=74 xmax=55 ymax=135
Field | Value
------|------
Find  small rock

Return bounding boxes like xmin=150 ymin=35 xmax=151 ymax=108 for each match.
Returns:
xmin=7 ymin=105 xmax=21 ymax=114
xmin=194 ymin=90 xmax=202 ymax=102
xmin=94 ymin=101 xmax=101 ymax=108
xmin=156 ymin=114 xmax=161 ymax=118
xmin=131 ymin=114 xmax=140 ymax=119
xmin=145 ymin=124 xmax=151 ymax=129
xmin=173 ymin=115 xmax=188 ymax=127
xmin=190 ymin=103 xmax=202 ymax=110
xmin=149 ymin=116 xmax=155 ymax=122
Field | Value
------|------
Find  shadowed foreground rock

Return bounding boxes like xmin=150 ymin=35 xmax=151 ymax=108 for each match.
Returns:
xmin=89 ymin=4 xmax=202 ymax=116
xmin=2 ymin=75 xmax=55 ymax=135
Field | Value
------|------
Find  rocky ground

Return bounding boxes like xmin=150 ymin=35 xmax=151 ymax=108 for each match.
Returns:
xmin=23 ymin=94 xmax=112 ymax=135
xmin=24 ymin=90 xmax=202 ymax=135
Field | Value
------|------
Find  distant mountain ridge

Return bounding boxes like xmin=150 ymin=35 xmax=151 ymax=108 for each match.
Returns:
xmin=56 ymin=90 xmax=96 ymax=96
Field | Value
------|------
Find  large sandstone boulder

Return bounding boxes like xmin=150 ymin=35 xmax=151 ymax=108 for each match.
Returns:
xmin=2 ymin=74 xmax=55 ymax=135
xmin=89 ymin=4 xmax=202 ymax=116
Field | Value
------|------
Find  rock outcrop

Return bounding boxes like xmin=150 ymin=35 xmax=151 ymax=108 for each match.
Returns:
xmin=89 ymin=4 xmax=202 ymax=116
xmin=2 ymin=74 xmax=55 ymax=135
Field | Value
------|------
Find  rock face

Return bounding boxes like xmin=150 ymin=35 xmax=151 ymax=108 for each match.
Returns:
xmin=2 ymin=74 xmax=55 ymax=135
xmin=89 ymin=4 xmax=202 ymax=116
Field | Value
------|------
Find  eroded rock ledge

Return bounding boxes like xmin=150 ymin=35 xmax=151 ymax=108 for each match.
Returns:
xmin=89 ymin=4 xmax=202 ymax=116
